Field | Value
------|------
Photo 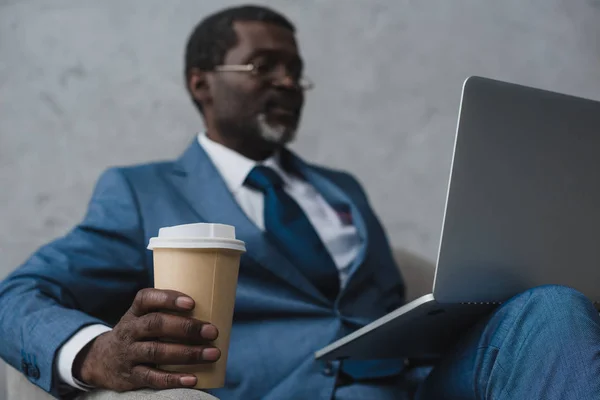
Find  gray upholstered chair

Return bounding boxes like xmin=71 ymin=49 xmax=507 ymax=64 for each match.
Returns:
xmin=4 ymin=249 xmax=434 ymax=399
xmin=6 ymin=363 xmax=54 ymax=400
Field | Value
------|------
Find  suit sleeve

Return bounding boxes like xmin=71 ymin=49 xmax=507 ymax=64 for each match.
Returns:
xmin=0 ymin=167 xmax=149 ymax=396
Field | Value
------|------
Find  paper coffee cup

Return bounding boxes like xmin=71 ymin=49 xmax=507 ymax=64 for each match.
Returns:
xmin=147 ymin=223 xmax=246 ymax=389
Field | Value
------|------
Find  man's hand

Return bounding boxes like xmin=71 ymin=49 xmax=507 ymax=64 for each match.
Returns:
xmin=73 ymin=288 xmax=220 ymax=391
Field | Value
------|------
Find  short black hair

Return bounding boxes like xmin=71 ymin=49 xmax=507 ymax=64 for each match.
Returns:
xmin=184 ymin=5 xmax=296 ymax=114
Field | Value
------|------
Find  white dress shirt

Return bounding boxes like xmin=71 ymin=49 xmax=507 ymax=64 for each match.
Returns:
xmin=57 ymin=132 xmax=361 ymax=390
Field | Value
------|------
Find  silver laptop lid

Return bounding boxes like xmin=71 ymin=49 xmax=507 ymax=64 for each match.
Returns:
xmin=433 ymin=76 xmax=600 ymax=304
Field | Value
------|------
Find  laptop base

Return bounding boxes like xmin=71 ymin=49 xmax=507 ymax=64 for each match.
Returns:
xmin=315 ymin=294 xmax=494 ymax=361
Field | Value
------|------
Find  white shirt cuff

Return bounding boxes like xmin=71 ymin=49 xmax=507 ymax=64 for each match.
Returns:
xmin=56 ymin=324 xmax=112 ymax=391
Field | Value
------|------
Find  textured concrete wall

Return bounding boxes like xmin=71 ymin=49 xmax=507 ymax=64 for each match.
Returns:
xmin=1 ymin=1 xmax=600 ymax=397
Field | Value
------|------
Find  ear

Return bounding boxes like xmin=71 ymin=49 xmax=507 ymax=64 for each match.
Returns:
xmin=187 ymin=68 xmax=212 ymax=109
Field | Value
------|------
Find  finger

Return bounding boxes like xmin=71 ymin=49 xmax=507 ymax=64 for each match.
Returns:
xmin=132 ymin=312 xmax=218 ymax=342
xmin=130 ymin=365 xmax=198 ymax=389
xmin=130 ymin=341 xmax=221 ymax=365
xmin=128 ymin=289 xmax=195 ymax=317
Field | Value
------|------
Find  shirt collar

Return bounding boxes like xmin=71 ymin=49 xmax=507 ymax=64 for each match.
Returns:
xmin=197 ymin=132 xmax=289 ymax=193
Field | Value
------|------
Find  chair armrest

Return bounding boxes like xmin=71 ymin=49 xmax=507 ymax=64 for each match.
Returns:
xmin=6 ymin=363 xmax=54 ymax=400
xmin=393 ymin=248 xmax=435 ymax=302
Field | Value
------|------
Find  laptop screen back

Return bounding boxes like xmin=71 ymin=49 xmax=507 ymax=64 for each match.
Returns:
xmin=433 ymin=76 xmax=600 ymax=304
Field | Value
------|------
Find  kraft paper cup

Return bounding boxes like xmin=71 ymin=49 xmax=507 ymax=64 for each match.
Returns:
xmin=147 ymin=223 xmax=246 ymax=389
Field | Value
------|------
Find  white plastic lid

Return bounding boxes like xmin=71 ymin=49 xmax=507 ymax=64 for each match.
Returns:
xmin=147 ymin=223 xmax=246 ymax=252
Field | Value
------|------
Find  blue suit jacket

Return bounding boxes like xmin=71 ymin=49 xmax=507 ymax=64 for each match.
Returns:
xmin=0 ymin=141 xmax=407 ymax=399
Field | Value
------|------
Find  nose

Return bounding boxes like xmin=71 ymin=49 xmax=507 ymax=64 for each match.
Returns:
xmin=268 ymin=63 xmax=303 ymax=91
xmin=272 ymin=75 xmax=299 ymax=90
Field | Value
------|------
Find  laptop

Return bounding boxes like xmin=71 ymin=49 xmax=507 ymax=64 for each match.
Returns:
xmin=315 ymin=76 xmax=600 ymax=362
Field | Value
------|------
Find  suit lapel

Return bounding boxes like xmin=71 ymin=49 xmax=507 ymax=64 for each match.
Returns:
xmin=166 ymin=140 xmax=329 ymax=304
xmin=283 ymin=151 xmax=370 ymax=285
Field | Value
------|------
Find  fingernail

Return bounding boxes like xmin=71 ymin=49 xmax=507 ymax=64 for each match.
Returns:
xmin=202 ymin=347 xmax=221 ymax=361
xmin=201 ymin=324 xmax=218 ymax=340
xmin=180 ymin=376 xmax=197 ymax=386
xmin=176 ymin=297 xmax=194 ymax=309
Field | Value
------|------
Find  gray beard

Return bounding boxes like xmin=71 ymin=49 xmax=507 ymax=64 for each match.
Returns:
xmin=256 ymin=113 xmax=297 ymax=145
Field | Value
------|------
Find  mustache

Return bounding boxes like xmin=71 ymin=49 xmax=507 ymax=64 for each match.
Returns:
xmin=263 ymin=93 xmax=303 ymax=113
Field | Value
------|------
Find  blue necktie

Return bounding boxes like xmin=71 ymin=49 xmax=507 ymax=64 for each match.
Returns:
xmin=245 ymin=165 xmax=340 ymax=300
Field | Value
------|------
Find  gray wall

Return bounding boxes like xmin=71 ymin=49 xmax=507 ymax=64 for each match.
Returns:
xmin=1 ymin=1 xmax=600 ymax=397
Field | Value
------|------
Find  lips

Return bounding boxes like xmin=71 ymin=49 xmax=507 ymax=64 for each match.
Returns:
xmin=264 ymin=96 xmax=302 ymax=118
xmin=268 ymin=106 xmax=298 ymax=117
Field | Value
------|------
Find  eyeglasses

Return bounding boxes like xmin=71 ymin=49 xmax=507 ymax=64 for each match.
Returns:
xmin=214 ymin=63 xmax=314 ymax=91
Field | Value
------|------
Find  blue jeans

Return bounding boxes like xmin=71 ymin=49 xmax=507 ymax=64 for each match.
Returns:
xmin=336 ymin=285 xmax=600 ymax=399
xmin=418 ymin=284 xmax=600 ymax=399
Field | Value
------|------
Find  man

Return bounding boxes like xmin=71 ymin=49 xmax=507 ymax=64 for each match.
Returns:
xmin=1 ymin=5 xmax=600 ymax=400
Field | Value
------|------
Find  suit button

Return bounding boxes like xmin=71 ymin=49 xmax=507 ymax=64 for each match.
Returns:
xmin=29 ymin=364 xmax=40 ymax=380
xmin=322 ymin=361 xmax=335 ymax=377
xmin=20 ymin=360 xmax=29 ymax=375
